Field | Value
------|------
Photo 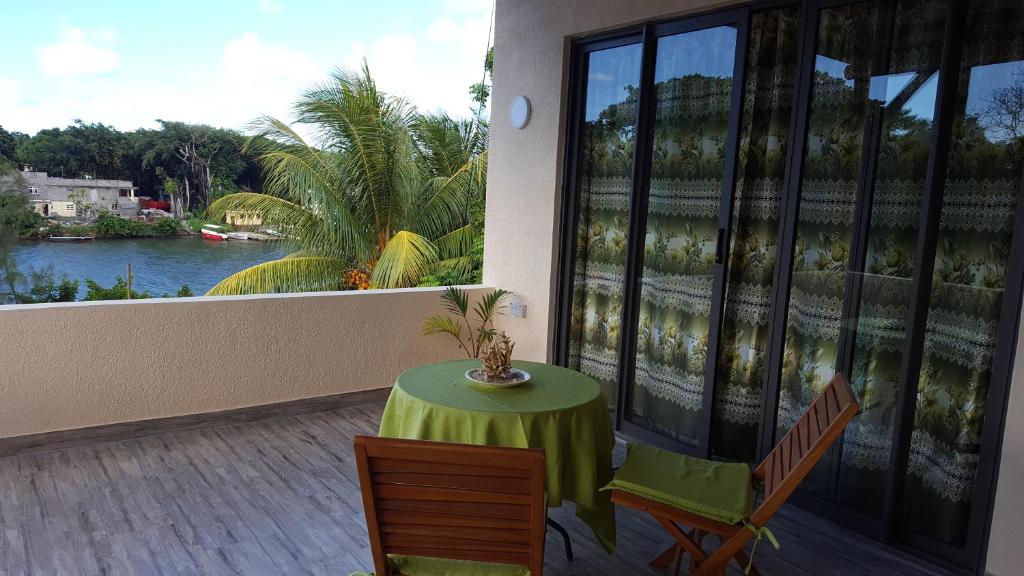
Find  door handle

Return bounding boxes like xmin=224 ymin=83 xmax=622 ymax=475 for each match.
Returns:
xmin=715 ymin=228 xmax=726 ymax=264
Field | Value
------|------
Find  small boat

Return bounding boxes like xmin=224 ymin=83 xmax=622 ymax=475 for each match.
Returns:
xmin=48 ymin=236 xmax=94 ymax=243
xmin=201 ymin=225 xmax=229 ymax=241
xmin=227 ymin=232 xmax=250 ymax=240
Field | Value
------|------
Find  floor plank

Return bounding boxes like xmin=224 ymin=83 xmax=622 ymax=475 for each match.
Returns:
xmin=0 ymin=399 xmax=957 ymax=575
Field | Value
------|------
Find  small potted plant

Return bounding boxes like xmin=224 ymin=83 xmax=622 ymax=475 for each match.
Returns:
xmin=423 ymin=287 xmax=529 ymax=387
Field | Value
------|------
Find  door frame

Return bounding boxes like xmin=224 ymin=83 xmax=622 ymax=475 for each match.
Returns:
xmin=611 ymin=8 xmax=752 ymax=459
xmin=552 ymin=0 xmax=1022 ymax=573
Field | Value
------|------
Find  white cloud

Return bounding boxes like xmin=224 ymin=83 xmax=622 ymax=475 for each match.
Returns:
xmin=257 ymin=0 xmax=284 ymax=15
xmin=341 ymin=5 xmax=493 ymax=117
xmin=37 ymin=23 xmax=120 ymax=76
xmin=219 ymin=32 xmax=321 ymax=128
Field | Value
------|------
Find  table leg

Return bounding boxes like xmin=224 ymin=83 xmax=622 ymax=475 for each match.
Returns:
xmin=546 ymin=517 xmax=574 ymax=561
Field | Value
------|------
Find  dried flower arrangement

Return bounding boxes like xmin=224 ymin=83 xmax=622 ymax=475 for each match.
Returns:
xmin=481 ymin=331 xmax=515 ymax=380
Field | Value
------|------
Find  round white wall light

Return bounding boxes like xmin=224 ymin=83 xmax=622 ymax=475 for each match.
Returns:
xmin=509 ymin=95 xmax=531 ymax=129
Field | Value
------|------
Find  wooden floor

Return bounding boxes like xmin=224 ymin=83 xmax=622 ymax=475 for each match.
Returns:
xmin=0 ymin=398 xmax=957 ymax=576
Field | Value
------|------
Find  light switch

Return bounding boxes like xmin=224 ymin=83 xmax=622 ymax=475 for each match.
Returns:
xmin=509 ymin=296 xmax=527 ymax=318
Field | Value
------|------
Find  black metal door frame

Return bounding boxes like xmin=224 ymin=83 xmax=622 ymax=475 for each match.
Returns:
xmin=612 ymin=8 xmax=752 ymax=459
xmin=553 ymin=0 xmax=1020 ymax=572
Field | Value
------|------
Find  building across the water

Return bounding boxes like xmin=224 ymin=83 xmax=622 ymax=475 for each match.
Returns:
xmin=20 ymin=167 xmax=139 ymax=219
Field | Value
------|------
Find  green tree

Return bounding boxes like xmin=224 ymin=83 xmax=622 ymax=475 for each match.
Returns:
xmin=0 ymin=125 xmax=28 ymax=163
xmin=16 ymin=268 xmax=79 ymax=303
xmin=469 ymin=46 xmax=494 ymax=109
xmin=0 ymin=161 xmax=47 ymax=301
xmin=83 ymin=276 xmax=152 ymax=300
xmin=205 ymin=64 xmax=487 ymax=294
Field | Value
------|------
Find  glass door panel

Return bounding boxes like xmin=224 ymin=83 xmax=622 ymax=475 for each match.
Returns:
xmin=904 ymin=0 xmax=1024 ymax=547
xmin=836 ymin=0 xmax=949 ymax=519
xmin=629 ymin=25 xmax=738 ymax=446
xmin=712 ymin=5 xmax=801 ymax=462
xmin=776 ymin=2 xmax=878 ymax=496
xmin=565 ymin=43 xmax=643 ymax=406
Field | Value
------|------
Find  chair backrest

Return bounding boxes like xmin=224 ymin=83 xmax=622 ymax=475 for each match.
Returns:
xmin=353 ymin=435 xmax=546 ymax=576
xmin=750 ymin=373 xmax=859 ymax=526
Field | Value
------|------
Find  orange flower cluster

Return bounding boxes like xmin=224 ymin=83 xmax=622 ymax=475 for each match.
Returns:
xmin=344 ymin=269 xmax=371 ymax=290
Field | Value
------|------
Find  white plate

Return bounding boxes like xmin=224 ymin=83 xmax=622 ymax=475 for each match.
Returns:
xmin=465 ymin=368 xmax=531 ymax=388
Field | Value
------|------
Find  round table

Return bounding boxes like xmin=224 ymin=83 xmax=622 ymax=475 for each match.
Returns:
xmin=378 ymin=359 xmax=617 ymax=553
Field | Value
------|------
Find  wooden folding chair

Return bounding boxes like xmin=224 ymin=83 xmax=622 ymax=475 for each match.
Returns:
xmin=353 ymin=436 xmax=547 ymax=576
xmin=611 ymin=373 xmax=859 ymax=576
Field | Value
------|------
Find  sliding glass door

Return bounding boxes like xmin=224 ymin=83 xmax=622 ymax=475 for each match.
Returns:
xmin=902 ymin=0 xmax=1024 ymax=551
xmin=562 ymin=38 xmax=642 ymax=407
xmin=557 ymin=1 xmax=1024 ymax=571
xmin=712 ymin=5 xmax=801 ymax=462
xmin=625 ymin=18 xmax=744 ymax=452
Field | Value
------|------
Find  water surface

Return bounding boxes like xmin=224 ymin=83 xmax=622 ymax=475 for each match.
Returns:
xmin=13 ymin=237 xmax=289 ymax=297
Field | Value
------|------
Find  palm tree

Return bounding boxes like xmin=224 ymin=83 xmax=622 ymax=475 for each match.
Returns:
xmin=204 ymin=64 xmax=487 ymax=295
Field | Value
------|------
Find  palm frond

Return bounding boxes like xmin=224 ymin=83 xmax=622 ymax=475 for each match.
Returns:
xmin=421 ymin=314 xmax=471 ymax=358
xmin=205 ymin=256 xmax=348 ymax=296
xmin=433 ymin=256 xmax=476 ymax=278
xmin=433 ymin=223 xmax=479 ymax=261
xmin=473 ymin=288 xmax=511 ymax=324
xmin=369 ymin=230 xmax=438 ymax=288
xmin=441 ymin=285 xmax=470 ymax=317
xmin=421 ymin=314 xmax=462 ymax=338
xmin=296 ymin=64 xmax=418 ymax=242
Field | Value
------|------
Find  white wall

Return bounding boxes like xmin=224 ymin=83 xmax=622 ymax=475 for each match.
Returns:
xmin=0 ymin=287 xmax=488 ymax=438
xmin=985 ymin=300 xmax=1024 ymax=575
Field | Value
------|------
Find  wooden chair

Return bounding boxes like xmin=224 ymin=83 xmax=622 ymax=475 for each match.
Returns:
xmin=353 ymin=435 xmax=547 ymax=576
xmin=611 ymin=373 xmax=859 ymax=576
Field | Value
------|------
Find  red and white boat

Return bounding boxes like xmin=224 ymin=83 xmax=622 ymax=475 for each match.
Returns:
xmin=201 ymin=224 xmax=229 ymax=241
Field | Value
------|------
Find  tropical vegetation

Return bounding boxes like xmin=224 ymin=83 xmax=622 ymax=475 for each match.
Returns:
xmin=204 ymin=64 xmax=488 ymax=294
xmin=0 ymin=120 xmax=264 ymax=215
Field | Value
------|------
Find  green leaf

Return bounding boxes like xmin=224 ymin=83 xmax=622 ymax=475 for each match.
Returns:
xmin=369 ymin=230 xmax=438 ymax=288
xmin=206 ymin=256 xmax=348 ymax=295
xmin=421 ymin=315 xmax=462 ymax=339
xmin=441 ymin=286 xmax=469 ymax=317
xmin=473 ymin=288 xmax=511 ymax=324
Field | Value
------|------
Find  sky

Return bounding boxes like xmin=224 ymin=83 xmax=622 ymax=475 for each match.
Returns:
xmin=0 ymin=0 xmax=493 ymax=137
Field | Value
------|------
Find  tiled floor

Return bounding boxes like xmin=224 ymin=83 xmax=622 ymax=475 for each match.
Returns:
xmin=0 ymin=399 xmax=956 ymax=575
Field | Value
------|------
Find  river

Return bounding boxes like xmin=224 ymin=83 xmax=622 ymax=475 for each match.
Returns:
xmin=13 ymin=237 xmax=289 ymax=297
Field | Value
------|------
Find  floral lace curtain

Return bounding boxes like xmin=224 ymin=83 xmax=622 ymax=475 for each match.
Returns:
xmin=566 ymin=44 xmax=642 ymax=406
xmin=629 ymin=27 xmax=737 ymax=445
xmin=837 ymin=0 xmax=948 ymax=519
xmin=711 ymin=6 xmax=800 ymax=462
xmin=776 ymin=3 xmax=878 ymax=496
xmin=903 ymin=0 xmax=1024 ymax=547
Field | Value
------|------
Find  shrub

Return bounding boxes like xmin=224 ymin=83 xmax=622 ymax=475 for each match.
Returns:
xmin=152 ymin=217 xmax=183 ymax=236
xmin=83 ymin=276 xmax=152 ymax=300
xmin=94 ymin=212 xmax=149 ymax=238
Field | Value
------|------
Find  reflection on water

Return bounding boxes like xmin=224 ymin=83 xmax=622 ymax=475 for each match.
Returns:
xmin=13 ymin=236 xmax=288 ymax=297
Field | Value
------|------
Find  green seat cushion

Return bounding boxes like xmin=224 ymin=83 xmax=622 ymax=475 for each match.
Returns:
xmin=348 ymin=554 xmax=532 ymax=576
xmin=602 ymin=443 xmax=753 ymax=525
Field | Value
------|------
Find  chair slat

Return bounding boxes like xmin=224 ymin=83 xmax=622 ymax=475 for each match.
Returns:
xmin=385 ymin=545 xmax=530 ymax=566
xmin=382 ymin=524 xmax=533 ymax=544
xmin=808 ymin=403 xmax=823 ymax=444
xmin=375 ymin=483 xmax=533 ymax=505
xmin=377 ymin=499 xmax=530 ymax=520
xmin=377 ymin=510 xmax=530 ymax=530
xmin=371 ymin=457 xmax=532 ymax=478
xmin=374 ymin=471 xmax=531 ymax=494
xmin=381 ymin=533 xmax=531 ymax=551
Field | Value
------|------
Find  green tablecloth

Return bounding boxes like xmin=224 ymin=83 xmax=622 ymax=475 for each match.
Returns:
xmin=378 ymin=359 xmax=617 ymax=553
